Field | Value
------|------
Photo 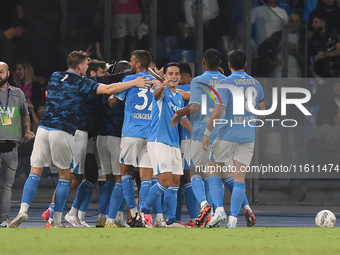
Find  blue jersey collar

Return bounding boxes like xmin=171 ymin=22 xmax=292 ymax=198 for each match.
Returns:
xmin=66 ymin=70 xmax=78 ymax=75
xmin=230 ymin=71 xmax=246 ymax=77
xmin=204 ymin=71 xmax=221 ymax=75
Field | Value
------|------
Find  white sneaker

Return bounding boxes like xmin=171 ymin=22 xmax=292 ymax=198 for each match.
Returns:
xmin=50 ymin=222 xmax=70 ymax=228
xmin=0 ymin=218 xmax=10 ymax=228
xmin=155 ymin=218 xmax=166 ymax=228
xmin=166 ymin=221 xmax=187 ymax=228
xmin=9 ymin=212 xmax=28 ymax=228
xmin=206 ymin=210 xmax=227 ymax=228
xmin=79 ymin=220 xmax=92 ymax=228
xmin=226 ymin=216 xmax=237 ymax=229
xmin=64 ymin=213 xmax=83 ymax=228
xmin=115 ymin=219 xmax=131 ymax=228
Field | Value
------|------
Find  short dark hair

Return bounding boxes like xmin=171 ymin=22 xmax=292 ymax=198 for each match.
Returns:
xmin=164 ymin=62 xmax=180 ymax=74
xmin=67 ymin=51 xmax=87 ymax=69
xmin=114 ymin=60 xmax=130 ymax=73
xmin=131 ymin=50 xmax=151 ymax=69
xmin=177 ymin=61 xmax=192 ymax=77
xmin=10 ymin=19 xmax=27 ymax=29
xmin=203 ymin=48 xmax=221 ymax=70
xmin=313 ymin=13 xmax=326 ymax=23
xmin=228 ymin=50 xmax=246 ymax=70
xmin=86 ymin=59 xmax=106 ymax=76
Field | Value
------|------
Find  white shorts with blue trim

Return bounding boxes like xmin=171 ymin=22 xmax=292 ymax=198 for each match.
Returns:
xmin=190 ymin=139 xmax=211 ymax=168
xmin=97 ymin=135 xmax=121 ymax=176
xmin=31 ymin=127 xmax=73 ymax=170
xmin=180 ymin=139 xmax=190 ymax=170
xmin=71 ymin=130 xmax=88 ymax=174
xmin=210 ymin=140 xmax=254 ymax=166
xmin=119 ymin=137 xmax=151 ymax=168
xmin=147 ymin=141 xmax=183 ymax=176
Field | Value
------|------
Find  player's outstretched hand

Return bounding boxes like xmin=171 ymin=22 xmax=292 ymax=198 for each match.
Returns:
xmin=202 ymin=135 xmax=210 ymax=151
xmin=134 ymin=76 xmax=150 ymax=89
xmin=149 ymin=79 xmax=162 ymax=89
xmin=171 ymin=113 xmax=181 ymax=128
xmin=148 ymin=67 xmax=165 ymax=82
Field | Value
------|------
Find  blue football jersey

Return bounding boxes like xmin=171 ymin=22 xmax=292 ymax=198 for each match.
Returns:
xmin=99 ymin=93 xmax=124 ymax=137
xmin=115 ymin=72 xmax=155 ymax=138
xmin=177 ymin=84 xmax=190 ymax=141
xmin=148 ymin=87 xmax=184 ymax=148
xmin=216 ymin=72 xmax=265 ymax=143
xmin=40 ymin=71 xmax=100 ymax=135
xmin=78 ymin=76 xmax=102 ymax=137
xmin=189 ymin=71 xmax=227 ymax=142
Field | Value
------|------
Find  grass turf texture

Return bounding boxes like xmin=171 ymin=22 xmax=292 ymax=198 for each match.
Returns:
xmin=1 ymin=228 xmax=340 ymax=255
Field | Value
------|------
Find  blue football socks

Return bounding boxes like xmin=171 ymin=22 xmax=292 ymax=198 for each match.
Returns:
xmin=164 ymin=185 xmax=179 ymax=222
xmin=230 ymin=181 xmax=246 ymax=217
xmin=139 ymin=179 xmax=151 ymax=210
xmin=98 ymin=180 xmax=114 ymax=214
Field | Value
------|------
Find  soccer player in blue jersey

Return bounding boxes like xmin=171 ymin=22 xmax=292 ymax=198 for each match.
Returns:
xmin=171 ymin=49 xmax=227 ymax=227
xmin=202 ymin=50 xmax=266 ymax=228
xmin=95 ymin=61 xmax=132 ymax=228
xmin=63 ymin=60 xmax=108 ymax=228
xmin=10 ymin=50 xmax=148 ymax=228
xmin=108 ymin=50 xmax=156 ymax=227
xmin=42 ymin=60 xmax=108 ymax=228
xmin=176 ymin=61 xmax=199 ymax=227
xmin=139 ymin=62 xmax=192 ymax=228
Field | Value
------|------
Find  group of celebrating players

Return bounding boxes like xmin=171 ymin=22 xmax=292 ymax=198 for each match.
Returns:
xmin=8 ymin=47 xmax=265 ymax=229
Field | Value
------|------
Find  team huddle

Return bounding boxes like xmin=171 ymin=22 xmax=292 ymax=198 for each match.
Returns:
xmin=9 ymin=48 xmax=265 ymax=229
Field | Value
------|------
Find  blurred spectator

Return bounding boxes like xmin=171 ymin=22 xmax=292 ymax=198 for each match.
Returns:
xmin=13 ymin=61 xmax=42 ymax=110
xmin=34 ymin=69 xmax=49 ymax=105
xmin=307 ymin=0 xmax=340 ymax=38
xmin=277 ymin=0 xmax=294 ymax=15
xmin=273 ymin=13 xmax=305 ymax=77
xmin=251 ymin=0 xmax=288 ymax=47
xmin=28 ymin=102 xmax=45 ymax=134
xmin=257 ymin=30 xmax=282 ymax=77
xmin=0 ymin=0 xmax=23 ymax=31
xmin=96 ymin=0 xmax=146 ymax=60
xmin=308 ymin=81 xmax=340 ymax=165
xmin=308 ymin=14 xmax=340 ymax=78
xmin=0 ymin=19 xmax=27 ymax=71
xmin=303 ymin=0 xmax=318 ymax=22
xmin=183 ymin=0 xmax=220 ymax=49
xmin=184 ymin=0 xmax=219 ymax=28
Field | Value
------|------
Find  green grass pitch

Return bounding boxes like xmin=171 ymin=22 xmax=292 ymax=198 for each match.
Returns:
xmin=1 ymin=228 xmax=340 ymax=255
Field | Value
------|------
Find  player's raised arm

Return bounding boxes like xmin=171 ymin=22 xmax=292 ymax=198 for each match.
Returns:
xmin=177 ymin=89 xmax=190 ymax=101
xmin=179 ymin=116 xmax=192 ymax=133
xmin=96 ymin=76 xmax=149 ymax=95
xmin=171 ymin=103 xmax=200 ymax=127
xmin=154 ymin=78 xmax=168 ymax=100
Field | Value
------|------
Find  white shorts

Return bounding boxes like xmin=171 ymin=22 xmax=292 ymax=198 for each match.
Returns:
xmin=180 ymin=139 xmax=190 ymax=170
xmin=190 ymin=139 xmax=211 ymax=168
xmin=111 ymin=13 xmax=142 ymax=38
xmin=97 ymin=135 xmax=121 ymax=176
xmin=71 ymin=130 xmax=88 ymax=174
xmin=119 ymin=137 xmax=151 ymax=168
xmin=31 ymin=127 xmax=73 ymax=170
xmin=147 ymin=142 xmax=183 ymax=176
xmin=210 ymin=140 xmax=255 ymax=166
